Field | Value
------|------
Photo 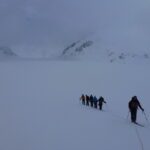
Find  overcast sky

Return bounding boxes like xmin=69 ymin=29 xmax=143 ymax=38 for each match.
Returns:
xmin=0 ymin=0 xmax=150 ymax=51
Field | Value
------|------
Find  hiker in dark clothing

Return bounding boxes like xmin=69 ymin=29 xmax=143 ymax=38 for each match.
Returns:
xmin=93 ymin=96 xmax=98 ymax=108
xmin=80 ymin=94 xmax=85 ymax=105
xmin=89 ymin=95 xmax=94 ymax=107
xmin=98 ymin=96 xmax=106 ymax=110
xmin=85 ymin=95 xmax=90 ymax=106
xmin=128 ymin=96 xmax=144 ymax=123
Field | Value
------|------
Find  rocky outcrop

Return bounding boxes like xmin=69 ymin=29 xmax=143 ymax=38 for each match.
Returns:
xmin=0 ymin=47 xmax=17 ymax=57
xmin=62 ymin=40 xmax=93 ymax=56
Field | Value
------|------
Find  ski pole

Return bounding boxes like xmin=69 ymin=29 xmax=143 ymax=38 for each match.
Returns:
xmin=126 ymin=111 xmax=129 ymax=120
xmin=143 ymin=111 xmax=149 ymax=123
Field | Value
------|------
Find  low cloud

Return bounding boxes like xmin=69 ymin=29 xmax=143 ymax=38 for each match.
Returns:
xmin=0 ymin=0 xmax=150 ymax=52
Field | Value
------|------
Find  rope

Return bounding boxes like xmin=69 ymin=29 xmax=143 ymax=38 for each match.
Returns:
xmin=126 ymin=111 xmax=129 ymax=120
xmin=134 ymin=125 xmax=144 ymax=150
xmin=107 ymin=105 xmax=145 ymax=150
xmin=104 ymin=104 xmax=146 ymax=150
xmin=105 ymin=104 xmax=127 ymax=121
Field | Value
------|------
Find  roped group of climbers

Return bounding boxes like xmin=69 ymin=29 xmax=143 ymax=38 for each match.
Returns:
xmin=80 ymin=94 xmax=106 ymax=110
xmin=80 ymin=94 xmax=145 ymax=124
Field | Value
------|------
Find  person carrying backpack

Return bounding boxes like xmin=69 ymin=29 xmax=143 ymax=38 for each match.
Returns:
xmin=80 ymin=94 xmax=85 ymax=105
xmin=89 ymin=95 xmax=94 ymax=107
xmin=98 ymin=96 xmax=106 ymax=110
xmin=128 ymin=96 xmax=144 ymax=123
xmin=85 ymin=95 xmax=90 ymax=106
xmin=93 ymin=96 xmax=98 ymax=108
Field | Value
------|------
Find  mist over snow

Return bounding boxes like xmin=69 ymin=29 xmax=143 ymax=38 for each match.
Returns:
xmin=0 ymin=0 xmax=150 ymax=58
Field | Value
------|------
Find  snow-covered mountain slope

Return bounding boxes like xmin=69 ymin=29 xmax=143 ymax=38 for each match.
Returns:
xmin=61 ymin=35 xmax=150 ymax=63
xmin=0 ymin=60 xmax=150 ymax=150
xmin=0 ymin=36 xmax=149 ymax=64
xmin=0 ymin=46 xmax=17 ymax=58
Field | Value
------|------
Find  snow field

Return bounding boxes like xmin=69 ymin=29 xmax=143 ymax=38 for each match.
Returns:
xmin=0 ymin=60 xmax=150 ymax=150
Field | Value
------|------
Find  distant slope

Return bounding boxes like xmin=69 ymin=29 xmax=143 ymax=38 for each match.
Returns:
xmin=61 ymin=36 xmax=150 ymax=63
xmin=0 ymin=46 xmax=17 ymax=59
xmin=62 ymin=40 xmax=93 ymax=56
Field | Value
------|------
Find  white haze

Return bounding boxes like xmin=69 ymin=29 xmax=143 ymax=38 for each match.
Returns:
xmin=0 ymin=0 xmax=150 ymax=54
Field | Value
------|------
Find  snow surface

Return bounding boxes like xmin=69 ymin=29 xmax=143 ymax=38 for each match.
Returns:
xmin=0 ymin=59 xmax=150 ymax=150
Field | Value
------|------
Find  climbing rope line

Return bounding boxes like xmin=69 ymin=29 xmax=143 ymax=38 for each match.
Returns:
xmin=81 ymin=102 xmax=147 ymax=150
xmin=105 ymin=104 xmax=126 ymax=121
xmin=134 ymin=125 xmax=144 ymax=150
xmin=106 ymin=104 xmax=145 ymax=150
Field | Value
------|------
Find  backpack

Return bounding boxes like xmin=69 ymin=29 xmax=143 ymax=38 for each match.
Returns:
xmin=129 ymin=100 xmax=138 ymax=109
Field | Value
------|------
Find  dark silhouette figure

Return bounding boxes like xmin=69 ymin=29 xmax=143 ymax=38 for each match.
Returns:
xmin=85 ymin=95 xmax=90 ymax=106
xmin=89 ymin=95 xmax=94 ymax=107
xmin=80 ymin=94 xmax=85 ymax=105
xmin=128 ymin=96 xmax=144 ymax=123
xmin=98 ymin=96 xmax=106 ymax=110
xmin=93 ymin=96 xmax=98 ymax=108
